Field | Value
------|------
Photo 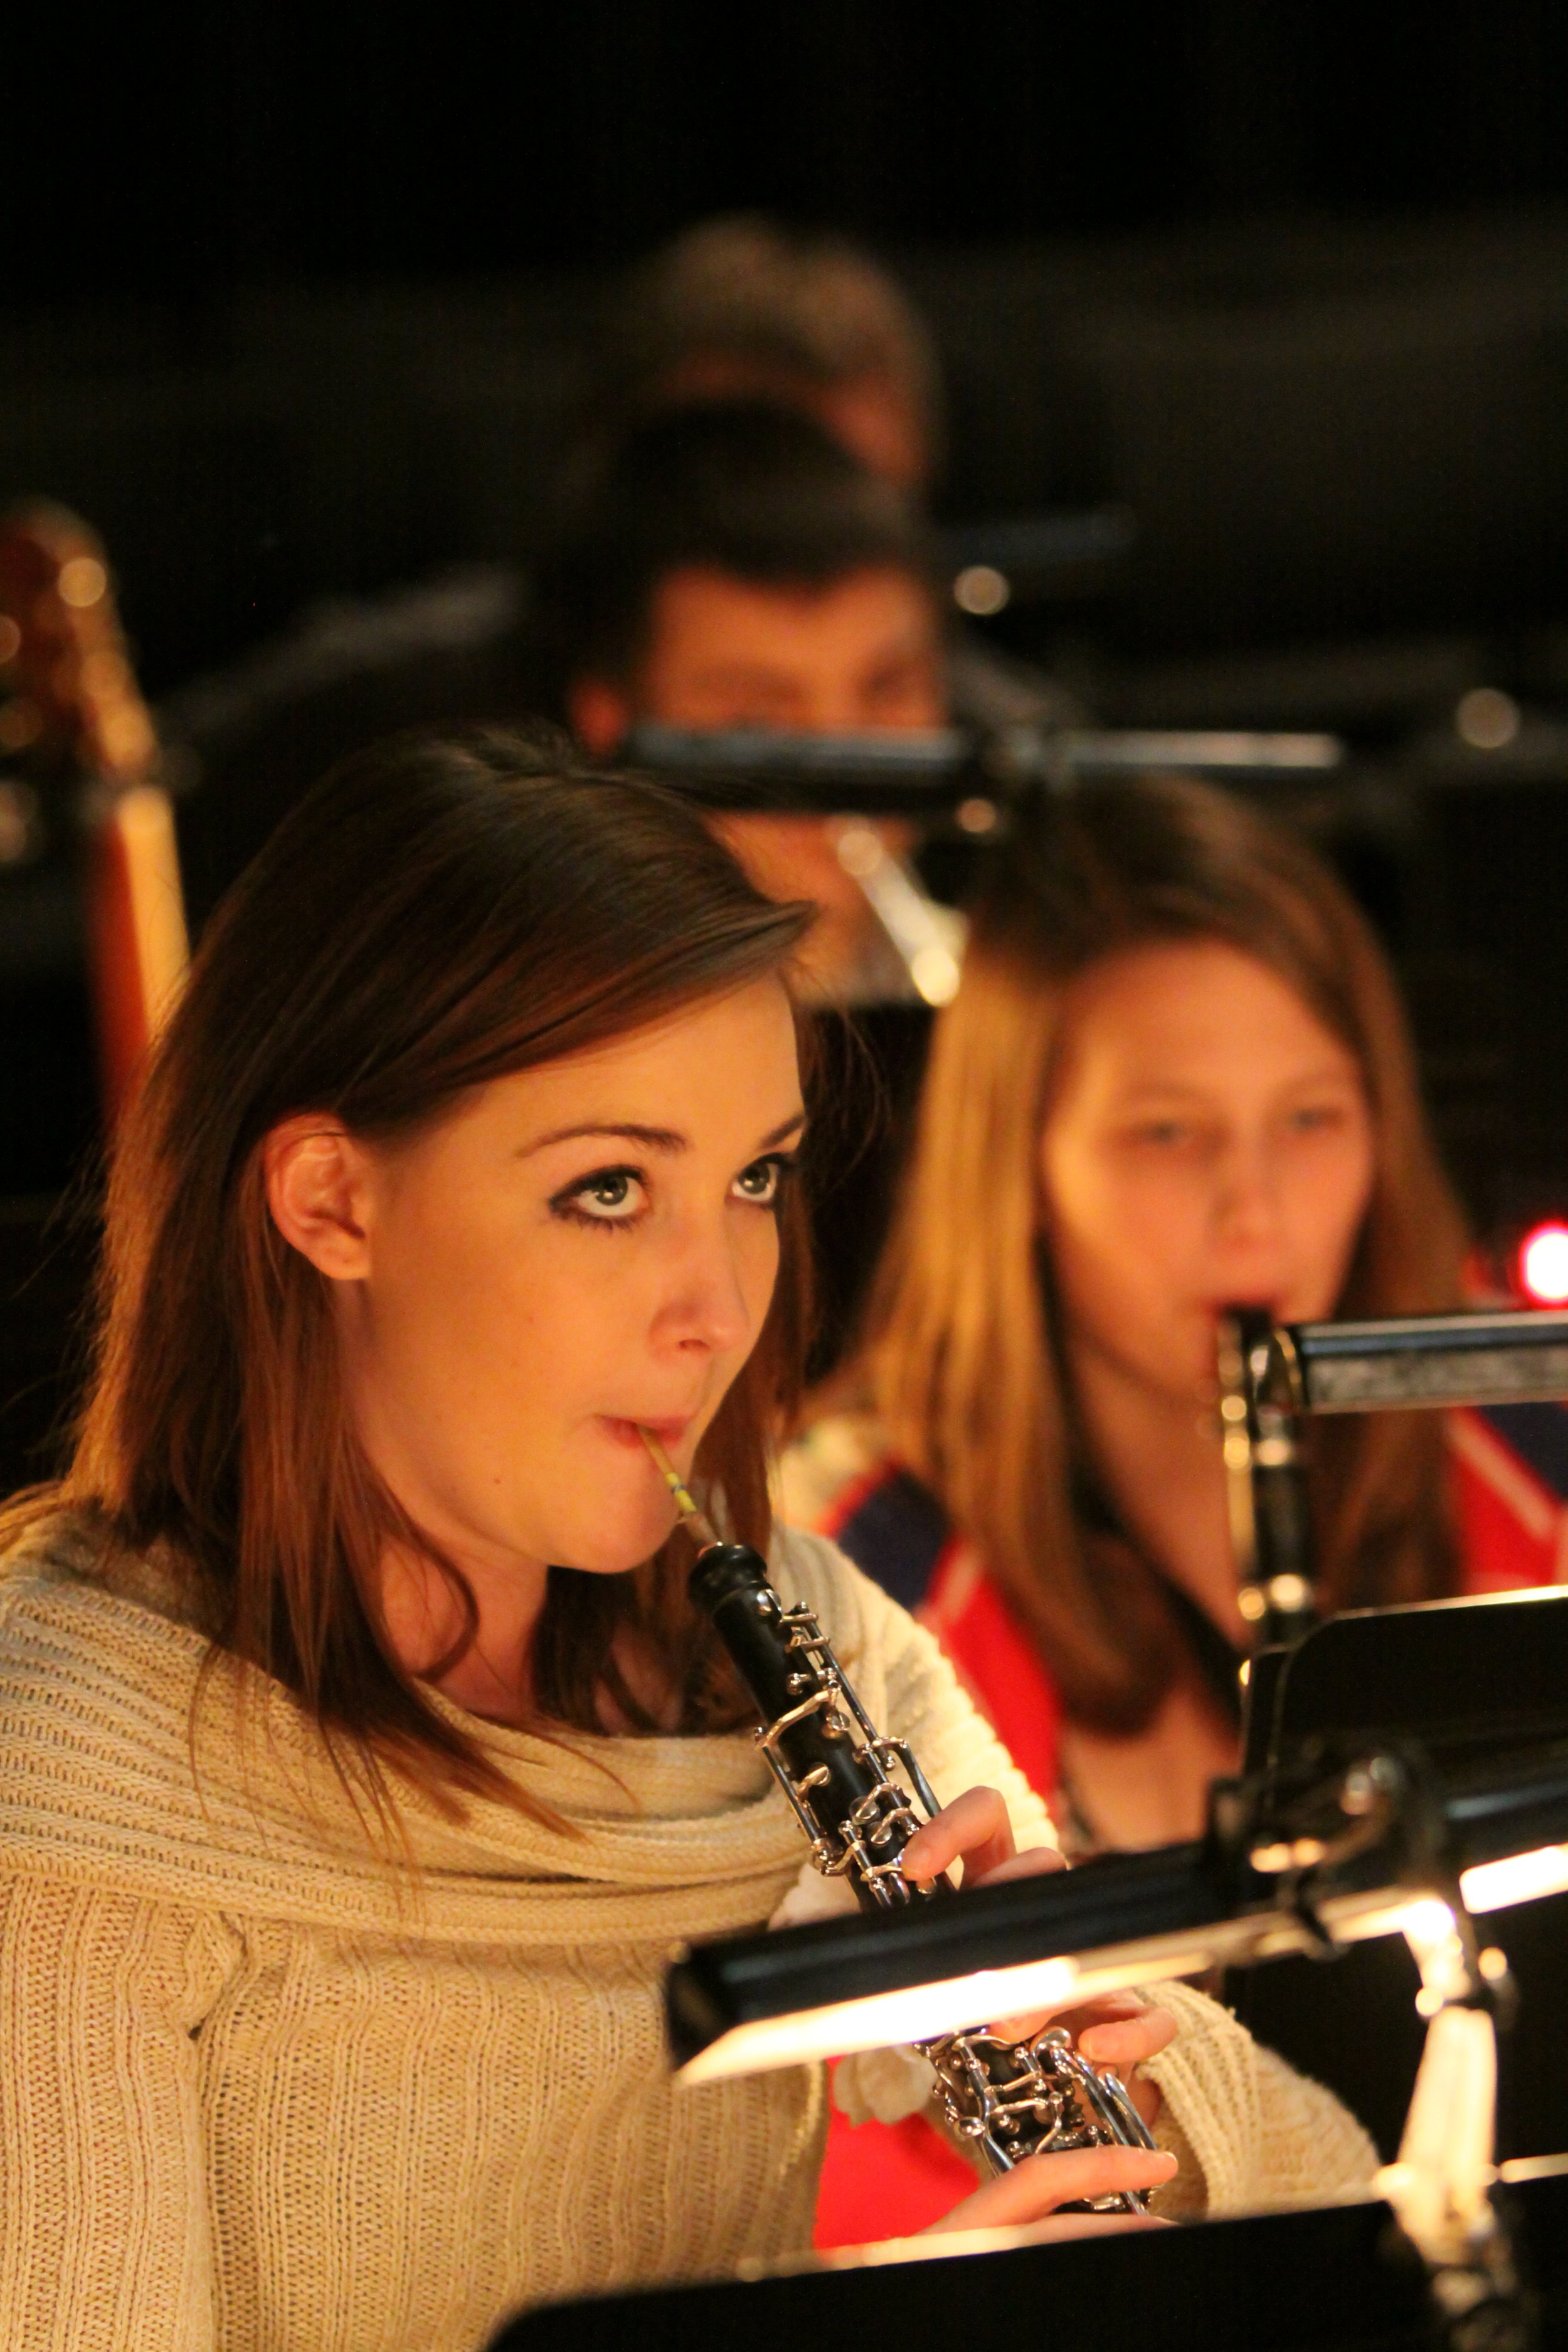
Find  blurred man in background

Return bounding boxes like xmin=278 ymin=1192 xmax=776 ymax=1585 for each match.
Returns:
xmin=580 ymin=216 xmax=1068 ymax=732
xmin=543 ymin=398 xmax=950 ymax=1004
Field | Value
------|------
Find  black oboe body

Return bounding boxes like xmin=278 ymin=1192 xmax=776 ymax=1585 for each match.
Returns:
xmin=691 ymin=1540 xmax=946 ymax=1905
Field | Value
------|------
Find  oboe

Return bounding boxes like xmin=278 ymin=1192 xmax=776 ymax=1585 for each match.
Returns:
xmin=641 ymin=1433 xmax=1158 ymax=2211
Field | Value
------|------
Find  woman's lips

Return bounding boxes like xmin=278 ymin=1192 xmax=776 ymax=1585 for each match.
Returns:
xmin=598 ymin=1414 xmax=694 ymax=1453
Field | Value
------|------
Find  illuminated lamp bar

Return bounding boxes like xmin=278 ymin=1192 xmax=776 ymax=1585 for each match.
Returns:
xmin=668 ymin=1746 xmax=1568 ymax=2084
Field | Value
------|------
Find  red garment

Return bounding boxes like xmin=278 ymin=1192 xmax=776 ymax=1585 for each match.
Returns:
xmin=813 ymin=2086 xmax=978 ymax=2242
xmin=810 ymin=1411 xmax=1564 ymax=2250
xmin=1449 ymin=1406 xmax=1568 ymax=1589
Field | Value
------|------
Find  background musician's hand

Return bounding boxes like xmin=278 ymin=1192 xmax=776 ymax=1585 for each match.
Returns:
xmin=923 ymin=2142 xmax=1177 ymax=2237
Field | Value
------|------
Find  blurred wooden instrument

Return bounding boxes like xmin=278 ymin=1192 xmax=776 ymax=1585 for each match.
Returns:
xmin=0 ymin=502 xmax=188 ymax=1123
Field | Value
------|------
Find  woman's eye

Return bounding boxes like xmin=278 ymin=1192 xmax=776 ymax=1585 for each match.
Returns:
xmin=552 ymin=1167 xmax=646 ymax=1225
xmin=731 ymin=1154 xmax=791 ymax=1207
xmin=1290 ymin=1103 xmax=1346 ymax=1133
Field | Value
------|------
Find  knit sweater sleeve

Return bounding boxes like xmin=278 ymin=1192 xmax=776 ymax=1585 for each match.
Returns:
xmin=1139 ymin=1979 xmax=1379 ymax=2218
xmin=0 ymin=1875 xmax=235 ymax=2350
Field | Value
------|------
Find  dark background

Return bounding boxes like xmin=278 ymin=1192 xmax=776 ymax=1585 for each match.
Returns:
xmin=5 ymin=1 xmax=1568 ymax=685
xmin=13 ymin=4 xmax=1568 ymax=300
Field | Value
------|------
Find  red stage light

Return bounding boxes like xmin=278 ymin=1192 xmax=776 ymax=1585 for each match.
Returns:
xmin=1519 ymin=1222 xmax=1568 ymax=1305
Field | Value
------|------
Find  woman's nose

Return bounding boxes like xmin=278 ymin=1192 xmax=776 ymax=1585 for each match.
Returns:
xmin=653 ymin=1224 xmax=758 ymax=1358
xmin=1212 ymin=1136 xmax=1283 ymax=1238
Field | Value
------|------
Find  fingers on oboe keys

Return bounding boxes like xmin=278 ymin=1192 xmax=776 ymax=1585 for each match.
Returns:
xmin=901 ymin=1784 xmax=1069 ymax=1890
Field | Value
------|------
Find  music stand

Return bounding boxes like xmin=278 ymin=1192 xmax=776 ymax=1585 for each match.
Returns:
xmin=489 ymin=2160 xmax=1568 ymax=2352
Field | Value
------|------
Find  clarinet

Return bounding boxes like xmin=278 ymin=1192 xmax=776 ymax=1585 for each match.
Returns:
xmin=642 ymin=1438 xmax=1158 ymax=2211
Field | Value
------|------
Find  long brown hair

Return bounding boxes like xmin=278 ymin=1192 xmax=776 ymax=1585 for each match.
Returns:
xmin=869 ymin=776 xmax=1467 ymax=1734
xmin=8 ymin=729 xmax=813 ymax=1814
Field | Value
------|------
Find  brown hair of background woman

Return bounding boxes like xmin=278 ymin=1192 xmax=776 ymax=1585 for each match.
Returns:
xmin=866 ymin=776 xmax=1467 ymax=1734
xmin=2 ymin=729 xmax=813 ymax=1820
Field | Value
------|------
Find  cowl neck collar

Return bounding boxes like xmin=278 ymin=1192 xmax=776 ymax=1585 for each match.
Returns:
xmin=0 ymin=1542 xmax=807 ymax=1947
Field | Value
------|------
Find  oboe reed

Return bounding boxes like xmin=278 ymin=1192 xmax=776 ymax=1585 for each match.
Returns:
xmin=638 ymin=1427 xmax=719 ymax=1550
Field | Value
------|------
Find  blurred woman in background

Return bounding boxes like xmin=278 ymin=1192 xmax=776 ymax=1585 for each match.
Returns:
xmin=790 ymin=773 xmax=1545 ymax=2243
xmin=788 ymin=776 xmax=1498 ymax=1853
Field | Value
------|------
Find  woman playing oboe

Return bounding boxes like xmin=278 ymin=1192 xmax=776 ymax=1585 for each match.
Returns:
xmin=788 ymin=777 xmax=1514 ymax=1857
xmin=0 ymin=735 xmax=1369 ymax=2351
xmin=787 ymin=776 xmax=1540 ymax=2240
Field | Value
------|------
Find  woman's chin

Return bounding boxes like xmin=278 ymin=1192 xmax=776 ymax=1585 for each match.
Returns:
xmin=549 ymin=1511 xmax=678 ymax=1578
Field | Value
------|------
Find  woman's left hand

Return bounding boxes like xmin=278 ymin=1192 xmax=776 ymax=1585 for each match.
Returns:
xmin=899 ymin=1783 xmax=1067 ymax=1894
xmin=899 ymin=1786 xmax=1173 ymax=2129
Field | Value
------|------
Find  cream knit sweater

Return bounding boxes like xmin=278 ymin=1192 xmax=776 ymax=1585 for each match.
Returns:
xmin=0 ymin=1523 xmax=1374 ymax=2352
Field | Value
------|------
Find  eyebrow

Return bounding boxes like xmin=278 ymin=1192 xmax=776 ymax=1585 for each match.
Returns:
xmin=686 ymin=667 xmax=805 ymax=695
xmin=1111 ymin=1071 xmax=1362 ymax=1114
xmin=521 ymin=1109 xmax=806 ymax=1158
xmin=1113 ymin=1083 xmax=1210 ymax=1104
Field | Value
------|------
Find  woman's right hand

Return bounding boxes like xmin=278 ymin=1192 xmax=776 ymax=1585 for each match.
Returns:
xmin=923 ymin=2141 xmax=1177 ymax=2239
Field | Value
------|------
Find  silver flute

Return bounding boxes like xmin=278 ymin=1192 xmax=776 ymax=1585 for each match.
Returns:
xmin=643 ymin=1438 xmax=1158 ymax=2211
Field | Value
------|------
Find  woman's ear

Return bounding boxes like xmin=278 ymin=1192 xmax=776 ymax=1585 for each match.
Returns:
xmin=263 ymin=1115 xmax=375 ymax=1280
